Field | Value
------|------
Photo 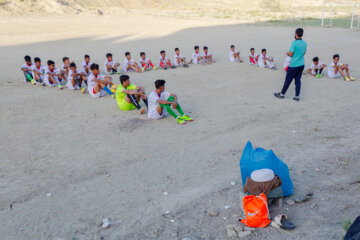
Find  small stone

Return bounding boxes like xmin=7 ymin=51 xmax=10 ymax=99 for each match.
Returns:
xmin=163 ymin=192 xmax=168 ymax=196
xmin=234 ymin=224 xmax=244 ymax=233
xmin=315 ymin=168 xmax=320 ymax=172
xmin=164 ymin=210 xmax=170 ymax=215
xmin=226 ymin=228 xmax=237 ymax=238
xmin=207 ymin=207 xmax=219 ymax=217
xmin=238 ymin=230 xmax=252 ymax=239
xmin=46 ymin=193 xmax=52 ymax=197
xmin=170 ymin=219 xmax=175 ymax=223
xmin=311 ymin=203 xmax=317 ymax=208
xmin=96 ymin=220 xmax=103 ymax=226
xmin=244 ymin=226 xmax=255 ymax=232
xmin=102 ymin=218 xmax=110 ymax=228
xmin=181 ymin=238 xmax=192 ymax=240
xmin=285 ymin=199 xmax=295 ymax=206
xmin=224 ymin=205 xmax=231 ymax=209
xmin=230 ymin=181 xmax=236 ymax=186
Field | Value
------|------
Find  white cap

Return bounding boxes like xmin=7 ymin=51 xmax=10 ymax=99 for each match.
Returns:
xmin=250 ymin=169 xmax=275 ymax=182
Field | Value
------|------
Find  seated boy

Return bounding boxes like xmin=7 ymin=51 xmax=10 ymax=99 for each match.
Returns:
xmin=229 ymin=45 xmax=243 ymax=62
xmin=31 ymin=57 xmax=46 ymax=84
xmin=158 ymin=50 xmax=175 ymax=69
xmin=116 ymin=75 xmax=148 ymax=114
xmin=307 ymin=57 xmax=327 ymax=78
xmin=81 ymin=54 xmax=93 ymax=76
xmin=203 ymin=46 xmax=214 ymax=64
xmin=45 ymin=60 xmax=63 ymax=89
xmin=123 ymin=52 xmax=142 ymax=73
xmin=88 ymin=63 xmax=114 ymax=98
xmin=139 ymin=52 xmax=157 ymax=71
xmin=104 ymin=53 xmax=120 ymax=75
xmin=173 ymin=48 xmax=189 ymax=67
xmin=327 ymin=54 xmax=355 ymax=81
xmin=248 ymin=48 xmax=258 ymax=65
xmin=148 ymin=79 xmax=193 ymax=125
xmin=21 ymin=55 xmax=35 ymax=85
xmin=258 ymin=49 xmax=276 ymax=69
xmin=67 ymin=62 xmax=87 ymax=93
xmin=190 ymin=45 xmax=206 ymax=64
xmin=60 ymin=57 xmax=70 ymax=83
xmin=283 ymin=56 xmax=291 ymax=72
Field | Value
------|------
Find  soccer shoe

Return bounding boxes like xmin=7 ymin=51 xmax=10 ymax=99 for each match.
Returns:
xmin=141 ymin=67 xmax=145 ymax=72
xmin=274 ymin=92 xmax=284 ymax=99
xmin=152 ymin=66 xmax=157 ymax=70
xmin=180 ymin=115 xmax=193 ymax=121
xmin=316 ymin=74 xmax=322 ymax=78
xmin=349 ymin=76 xmax=356 ymax=81
xmin=57 ymin=84 xmax=63 ymax=90
xmin=31 ymin=79 xmax=36 ymax=85
xmin=176 ymin=117 xmax=186 ymax=125
xmin=293 ymin=96 xmax=300 ymax=102
xmin=81 ymin=87 xmax=87 ymax=94
xmin=345 ymin=77 xmax=351 ymax=82
xmin=170 ymin=66 xmax=176 ymax=69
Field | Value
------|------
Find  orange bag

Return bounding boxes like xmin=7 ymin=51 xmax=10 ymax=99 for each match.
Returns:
xmin=241 ymin=193 xmax=271 ymax=228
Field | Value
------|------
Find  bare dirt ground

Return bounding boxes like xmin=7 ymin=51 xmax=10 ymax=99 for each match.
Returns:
xmin=0 ymin=10 xmax=360 ymax=240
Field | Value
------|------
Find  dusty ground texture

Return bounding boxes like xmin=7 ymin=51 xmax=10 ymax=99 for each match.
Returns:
xmin=0 ymin=12 xmax=360 ymax=240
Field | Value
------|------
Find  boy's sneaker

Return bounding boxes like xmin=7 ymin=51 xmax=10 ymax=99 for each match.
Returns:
xmin=316 ymin=74 xmax=322 ymax=78
xmin=274 ymin=92 xmax=284 ymax=99
xmin=141 ymin=67 xmax=145 ymax=72
xmin=170 ymin=66 xmax=176 ymax=69
xmin=183 ymin=64 xmax=189 ymax=68
xmin=271 ymin=67 xmax=277 ymax=70
xmin=345 ymin=77 xmax=351 ymax=82
xmin=293 ymin=96 xmax=300 ymax=101
xmin=57 ymin=84 xmax=63 ymax=90
xmin=31 ymin=79 xmax=36 ymax=85
xmin=152 ymin=66 xmax=157 ymax=70
xmin=81 ymin=87 xmax=87 ymax=94
xmin=180 ymin=115 xmax=193 ymax=121
xmin=349 ymin=76 xmax=356 ymax=81
xmin=176 ymin=117 xmax=186 ymax=125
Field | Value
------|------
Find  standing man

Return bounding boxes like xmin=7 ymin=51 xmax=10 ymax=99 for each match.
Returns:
xmin=274 ymin=28 xmax=307 ymax=101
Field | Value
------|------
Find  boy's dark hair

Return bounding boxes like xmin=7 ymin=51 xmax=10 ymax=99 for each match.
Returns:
xmin=125 ymin=52 xmax=130 ymax=56
xmin=63 ymin=57 xmax=69 ymax=62
xmin=47 ymin=60 xmax=55 ymax=66
xmin=34 ymin=57 xmax=41 ymax=63
xmin=296 ymin=28 xmax=304 ymax=38
xmin=250 ymin=48 xmax=254 ymax=51
xmin=24 ymin=55 xmax=31 ymax=61
xmin=261 ymin=49 xmax=266 ymax=53
xmin=70 ymin=62 xmax=76 ymax=68
xmin=84 ymin=54 xmax=90 ymax=59
xmin=155 ymin=79 xmax=166 ymax=89
xmin=194 ymin=45 xmax=199 ymax=50
xmin=106 ymin=53 xmax=112 ymax=58
xmin=90 ymin=63 xmax=99 ymax=70
xmin=120 ymin=74 xmax=130 ymax=84
xmin=175 ymin=48 xmax=179 ymax=51
xmin=203 ymin=46 xmax=208 ymax=50
xmin=333 ymin=54 xmax=340 ymax=59
xmin=160 ymin=50 xmax=165 ymax=54
xmin=230 ymin=45 xmax=234 ymax=48
xmin=140 ymin=52 xmax=145 ymax=56
xmin=312 ymin=57 xmax=319 ymax=62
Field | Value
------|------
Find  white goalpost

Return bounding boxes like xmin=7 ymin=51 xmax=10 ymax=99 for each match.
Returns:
xmin=321 ymin=1 xmax=360 ymax=29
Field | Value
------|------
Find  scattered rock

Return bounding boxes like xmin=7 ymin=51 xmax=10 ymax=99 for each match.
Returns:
xmin=97 ymin=9 xmax=103 ymax=15
xmin=226 ymin=227 xmax=237 ymax=238
xmin=181 ymin=238 xmax=192 ymax=240
xmin=311 ymin=203 xmax=317 ymax=208
xmin=295 ymin=195 xmax=311 ymax=203
xmin=207 ymin=207 xmax=219 ymax=217
xmin=234 ymin=224 xmax=244 ymax=233
xmin=230 ymin=181 xmax=236 ymax=186
xmin=101 ymin=218 xmax=110 ymax=228
xmin=96 ymin=220 xmax=103 ymax=226
xmin=244 ymin=226 xmax=255 ymax=232
xmin=163 ymin=192 xmax=168 ymax=196
xmin=46 ymin=193 xmax=52 ymax=197
xmin=224 ymin=205 xmax=231 ymax=209
xmin=164 ymin=210 xmax=170 ymax=215
xmin=285 ymin=199 xmax=295 ymax=206
xmin=238 ymin=230 xmax=252 ymax=239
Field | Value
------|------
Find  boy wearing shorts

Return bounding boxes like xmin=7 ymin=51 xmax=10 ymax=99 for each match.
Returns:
xmin=307 ymin=57 xmax=327 ymax=78
xmin=248 ymin=48 xmax=258 ymax=65
xmin=158 ymin=50 xmax=175 ymax=69
xmin=88 ymin=63 xmax=114 ymax=98
xmin=104 ymin=53 xmax=120 ymax=75
xmin=139 ymin=52 xmax=157 ymax=71
xmin=229 ymin=45 xmax=243 ymax=63
xmin=21 ymin=55 xmax=35 ymax=85
xmin=173 ymin=48 xmax=189 ymax=67
xmin=328 ymin=54 xmax=355 ymax=81
xmin=81 ymin=54 xmax=93 ymax=76
xmin=123 ymin=52 xmax=142 ymax=73
xmin=45 ymin=60 xmax=63 ymax=89
xmin=67 ymin=62 xmax=87 ymax=93
xmin=203 ymin=46 xmax=214 ymax=64
xmin=32 ymin=57 xmax=46 ymax=84
xmin=258 ymin=49 xmax=276 ymax=69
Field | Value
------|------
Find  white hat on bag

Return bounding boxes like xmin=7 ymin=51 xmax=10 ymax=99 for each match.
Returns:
xmin=250 ymin=169 xmax=275 ymax=182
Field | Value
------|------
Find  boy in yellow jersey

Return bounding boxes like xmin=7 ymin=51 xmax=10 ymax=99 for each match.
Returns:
xmin=116 ymin=75 xmax=148 ymax=114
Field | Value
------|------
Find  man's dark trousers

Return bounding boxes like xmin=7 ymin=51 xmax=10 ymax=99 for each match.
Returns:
xmin=281 ymin=65 xmax=304 ymax=97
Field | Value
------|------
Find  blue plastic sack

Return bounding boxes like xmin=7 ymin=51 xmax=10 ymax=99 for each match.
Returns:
xmin=240 ymin=141 xmax=293 ymax=197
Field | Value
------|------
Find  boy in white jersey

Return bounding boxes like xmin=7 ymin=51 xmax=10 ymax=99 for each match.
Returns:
xmin=60 ymin=57 xmax=69 ymax=84
xmin=306 ymin=57 xmax=327 ymax=78
xmin=248 ymin=48 xmax=258 ymax=65
xmin=21 ymin=55 xmax=36 ymax=85
xmin=158 ymin=50 xmax=175 ymax=69
xmin=31 ymin=57 xmax=46 ymax=84
xmin=67 ymin=62 xmax=87 ymax=93
xmin=173 ymin=48 xmax=189 ymax=67
xmin=139 ymin=52 xmax=157 ymax=71
xmin=190 ymin=45 xmax=206 ymax=64
xmin=81 ymin=54 xmax=93 ymax=76
xmin=148 ymin=79 xmax=193 ymax=124
xmin=104 ymin=53 xmax=120 ymax=75
xmin=203 ymin=46 xmax=214 ymax=64
xmin=327 ymin=54 xmax=355 ymax=82
xmin=45 ymin=60 xmax=63 ymax=90
xmin=123 ymin=52 xmax=142 ymax=73
xmin=258 ymin=49 xmax=276 ymax=69
xmin=229 ymin=45 xmax=243 ymax=63
xmin=87 ymin=63 xmax=114 ymax=98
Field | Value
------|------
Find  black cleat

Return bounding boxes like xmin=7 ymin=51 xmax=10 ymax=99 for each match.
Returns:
xmin=274 ymin=92 xmax=284 ymax=99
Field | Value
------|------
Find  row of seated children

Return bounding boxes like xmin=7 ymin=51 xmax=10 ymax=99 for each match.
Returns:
xmin=283 ymin=54 xmax=355 ymax=81
xmin=229 ymin=46 xmax=276 ymax=70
